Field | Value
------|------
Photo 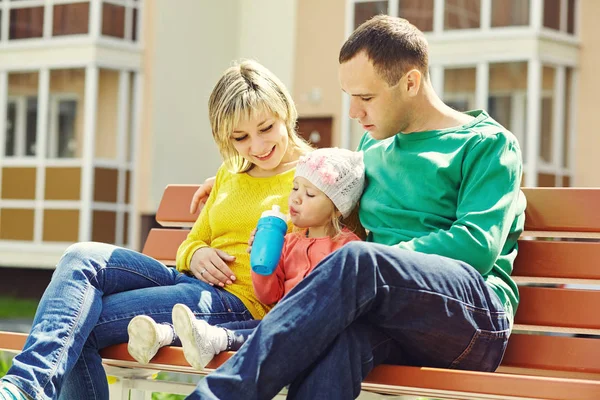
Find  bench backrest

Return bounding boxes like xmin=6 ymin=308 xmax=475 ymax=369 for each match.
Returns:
xmin=142 ymin=186 xmax=600 ymax=379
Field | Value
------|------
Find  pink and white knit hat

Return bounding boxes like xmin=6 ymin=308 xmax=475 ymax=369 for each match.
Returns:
xmin=295 ymin=148 xmax=365 ymax=218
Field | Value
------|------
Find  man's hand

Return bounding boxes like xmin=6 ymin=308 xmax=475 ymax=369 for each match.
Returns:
xmin=190 ymin=176 xmax=216 ymax=214
xmin=190 ymin=247 xmax=236 ymax=286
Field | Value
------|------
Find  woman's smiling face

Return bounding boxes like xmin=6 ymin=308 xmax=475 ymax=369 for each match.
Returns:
xmin=230 ymin=111 xmax=290 ymax=173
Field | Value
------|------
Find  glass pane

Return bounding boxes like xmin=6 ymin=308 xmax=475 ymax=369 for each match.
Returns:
xmin=354 ymin=1 xmax=388 ymax=30
xmin=132 ymin=7 xmax=138 ymax=41
xmin=491 ymin=0 xmax=530 ymax=27
xmin=9 ymin=6 xmax=44 ymax=39
xmin=543 ymin=0 xmax=560 ymax=30
xmin=53 ymin=2 xmax=90 ymax=36
xmin=398 ymin=0 xmax=433 ymax=32
xmin=25 ymin=97 xmax=37 ymax=156
xmin=7 ymin=71 xmax=39 ymax=157
xmin=5 ymin=102 xmax=16 ymax=156
xmin=96 ymin=69 xmax=120 ymax=159
xmin=540 ymin=66 xmax=555 ymax=164
xmin=443 ymin=67 xmax=476 ymax=111
xmin=102 ymin=2 xmax=125 ymax=38
xmin=567 ymin=0 xmax=575 ymax=34
xmin=563 ymin=67 xmax=573 ymax=169
xmin=49 ymin=69 xmax=85 ymax=158
xmin=488 ymin=62 xmax=528 ymax=159
xmin=444 ymin=0 xmax=480 ymax=30
xmin=126 ymin=72 xmax=135 ymax=163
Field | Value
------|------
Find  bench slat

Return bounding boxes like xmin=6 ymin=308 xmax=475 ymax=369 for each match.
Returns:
xmin=515 ymin=286 xmax=600 ymax=329
xmin=100 ymin=341 xmax=600 ymax=400
xmin=502 ymin=334 xmax=600 ymax=374
xmin=364 ymin=364 xmax=600 ymax=400
xmin=522 ymin=188 xmax=600 ymax=232
xmin=141 ymin=228 xmax=190 ymax=266
xmin=155 ymin=185 xmax=200 ymax=227
xmin=513 ymin=240 xmax=600 ymax=280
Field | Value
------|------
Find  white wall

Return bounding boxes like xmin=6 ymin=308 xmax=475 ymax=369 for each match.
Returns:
xmin=148 ymin=0 xmax=298 ymax=211
xmin=238 ymin=0 xmax=297 ymax=91
xmin=149 ymin=0 xmax=241 ymax=210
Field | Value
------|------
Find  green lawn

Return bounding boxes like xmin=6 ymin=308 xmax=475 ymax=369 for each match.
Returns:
xmin=0 ymin=297 xmax=39 ymax=319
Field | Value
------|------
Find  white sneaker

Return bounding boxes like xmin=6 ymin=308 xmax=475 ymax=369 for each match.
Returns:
xmin=0 ymin=381 xmax=29 ymax=400
xmin=127 ymin=315 xmax=162 ymax=364
xmin=172 ymin=304 xmax=223 ymax=370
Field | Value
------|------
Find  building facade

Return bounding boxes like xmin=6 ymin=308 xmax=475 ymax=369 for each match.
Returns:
xmin=0 ymin=0 xmax=143 ymax=267
xmin=1 ymin=0 xmax=598 ymax=269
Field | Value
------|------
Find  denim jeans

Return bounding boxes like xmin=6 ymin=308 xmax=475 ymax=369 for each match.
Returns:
xmin=189 ymin=242 xmax=511 ymax=400
xmin=218 ymin=319 xmax=261 ymax=351
xmin=2 ymin=242 xmax=252 ymax=400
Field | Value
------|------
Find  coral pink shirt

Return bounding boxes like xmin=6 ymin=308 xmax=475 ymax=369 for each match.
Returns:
xmin=251 ymin=229 xmax=361 ymax=306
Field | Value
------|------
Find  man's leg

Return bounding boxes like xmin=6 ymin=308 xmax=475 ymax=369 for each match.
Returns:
xmin=188 ymin=242 xmax=510 ymax=399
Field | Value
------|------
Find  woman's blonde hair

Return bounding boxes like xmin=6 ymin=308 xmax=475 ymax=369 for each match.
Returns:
xmin=209 ymin=60 xmax=313 ymax=173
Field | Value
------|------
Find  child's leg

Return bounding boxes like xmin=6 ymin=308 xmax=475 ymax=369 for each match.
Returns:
xmin=127 ymin=315 xmax=177 ymax=364
xmin=217 ymin=319 xmax=261 ymax=350
xmin=172 ymin=304 xmax=237 ymax=370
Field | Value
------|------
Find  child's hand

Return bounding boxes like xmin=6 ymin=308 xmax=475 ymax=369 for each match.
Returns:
xmin=246 ymin=228 xmax=257 ymax=253
xmin=190 ymin=247 xmax=236 ymax=287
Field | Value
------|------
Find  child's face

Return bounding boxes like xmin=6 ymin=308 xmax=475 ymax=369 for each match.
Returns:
xmin=289 ymin=177 xmax=338 ymax=237
xmin=230 ymin=111 xmax=290 ymax=173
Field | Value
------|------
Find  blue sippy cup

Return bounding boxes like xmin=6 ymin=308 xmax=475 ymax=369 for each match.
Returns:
xmin=250 ymin=205 xmax=288 ymax=275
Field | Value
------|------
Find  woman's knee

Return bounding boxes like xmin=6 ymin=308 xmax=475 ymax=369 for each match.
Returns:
xmin=56 ymin=242 xmax=114 ymax=275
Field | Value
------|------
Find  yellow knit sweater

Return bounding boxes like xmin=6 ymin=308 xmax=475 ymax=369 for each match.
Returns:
xmin=176 ymin=164 xmax=294 ymax=319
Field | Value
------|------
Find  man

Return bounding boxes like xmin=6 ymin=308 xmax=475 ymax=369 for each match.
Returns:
xmin=188 ymin=15 xmax=525 ymax=399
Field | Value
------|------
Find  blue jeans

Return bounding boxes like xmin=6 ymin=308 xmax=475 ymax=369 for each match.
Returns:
xmin=2 ymin=242 xmax=252 ymax=400
xmin=218 ymin=319 xmax=261 ymax=351
xmin=189 ymin=242 xmax=511 ymax=399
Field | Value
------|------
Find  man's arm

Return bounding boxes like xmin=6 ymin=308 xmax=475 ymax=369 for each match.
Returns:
xmin=190 ymin=176 xmax=216 ymax=214
xmin=397 ymin=133 xmax=524 ymax=275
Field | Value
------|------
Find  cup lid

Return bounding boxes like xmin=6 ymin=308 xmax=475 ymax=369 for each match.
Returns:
xmin=260 ymin=205 xmax=286 ymax=220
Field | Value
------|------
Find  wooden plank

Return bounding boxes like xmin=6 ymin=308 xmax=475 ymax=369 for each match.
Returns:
xmin=0 ymin=332 xmax=27 ymax=352
xmin=155 ymin=184 xmax=200 ymax=227
xmin=364 ymin=365 xmax=600 ymax=400
xmin=515 ymin=287 xmax=600 ymax=329
xmin=522 ymin=188 xmax=600 ymax=232
xmin=501 ymin=334 xmax=600 ymax=374
xmin=141 ymin=228 xmax=189 ymax=266
xmin=514 ymin=240 xmax=600 ymax=280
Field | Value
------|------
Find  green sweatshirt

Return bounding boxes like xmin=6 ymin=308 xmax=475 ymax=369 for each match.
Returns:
xmin=357 ymin=110 xmax=526 ymax=320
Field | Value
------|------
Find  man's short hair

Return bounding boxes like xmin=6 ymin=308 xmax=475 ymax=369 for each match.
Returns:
xmin=339 ymin=15 xmax=429 ymax=86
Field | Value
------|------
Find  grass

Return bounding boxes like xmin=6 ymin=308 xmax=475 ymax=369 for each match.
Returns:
xmin=0 ymin=297 xmax=39 ymax=319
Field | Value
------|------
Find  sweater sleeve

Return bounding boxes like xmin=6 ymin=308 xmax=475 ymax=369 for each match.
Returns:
xmin=251 ymin=236 xmax=289 ymax=305
xmin=175 ymin=167 xmax=223 ymax=272
xmin=397 ymin=133 xmax=523 ymax=276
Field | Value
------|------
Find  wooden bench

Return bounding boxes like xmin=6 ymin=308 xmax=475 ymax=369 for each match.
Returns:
xmin=2 ymin=186 xmax=600 ymax=399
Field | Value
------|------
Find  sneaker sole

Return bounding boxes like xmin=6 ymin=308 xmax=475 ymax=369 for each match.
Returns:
xmin=172 ymin=304 xmax=213 ymax=370
xmin=127 ymin=315 xmax=160 ymax=364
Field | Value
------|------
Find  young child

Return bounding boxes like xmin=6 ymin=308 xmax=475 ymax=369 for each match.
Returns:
xmin=171 ymin=147 xmax=366 ymax=370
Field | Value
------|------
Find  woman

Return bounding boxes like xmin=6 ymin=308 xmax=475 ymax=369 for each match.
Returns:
xmin=0 ymin=60 xmax=312 ymax=400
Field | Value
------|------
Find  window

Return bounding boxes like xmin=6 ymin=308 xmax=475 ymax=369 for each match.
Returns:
xmin=398 ymin=0 xmax=434 ymax=32
xmin=5 ymin=95 xmax=80 ymax=159
xmin=53 ymin=2 xmax=90 ymax=36
xmin=48 ymin=96 xmax=78 ymax=158
xmin=491 ymin=0 xmax=530 ymax=27
xmin=354 ymin=1 xmax=388 ymax=30
xmin=9 ymin=6 xmax=44 ymax=39
xmin=444 ymin=0 xmax=481 ymax=30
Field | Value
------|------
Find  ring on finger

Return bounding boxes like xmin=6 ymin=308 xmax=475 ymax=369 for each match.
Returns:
xmin=200 ymin=268 xmax=207 ymax=276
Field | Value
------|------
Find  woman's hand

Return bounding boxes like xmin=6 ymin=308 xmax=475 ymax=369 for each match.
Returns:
xmin=190 ymin=247 xmax=236 ymax=286
xmin=189 ymin=176 xmax=216 ymax=214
